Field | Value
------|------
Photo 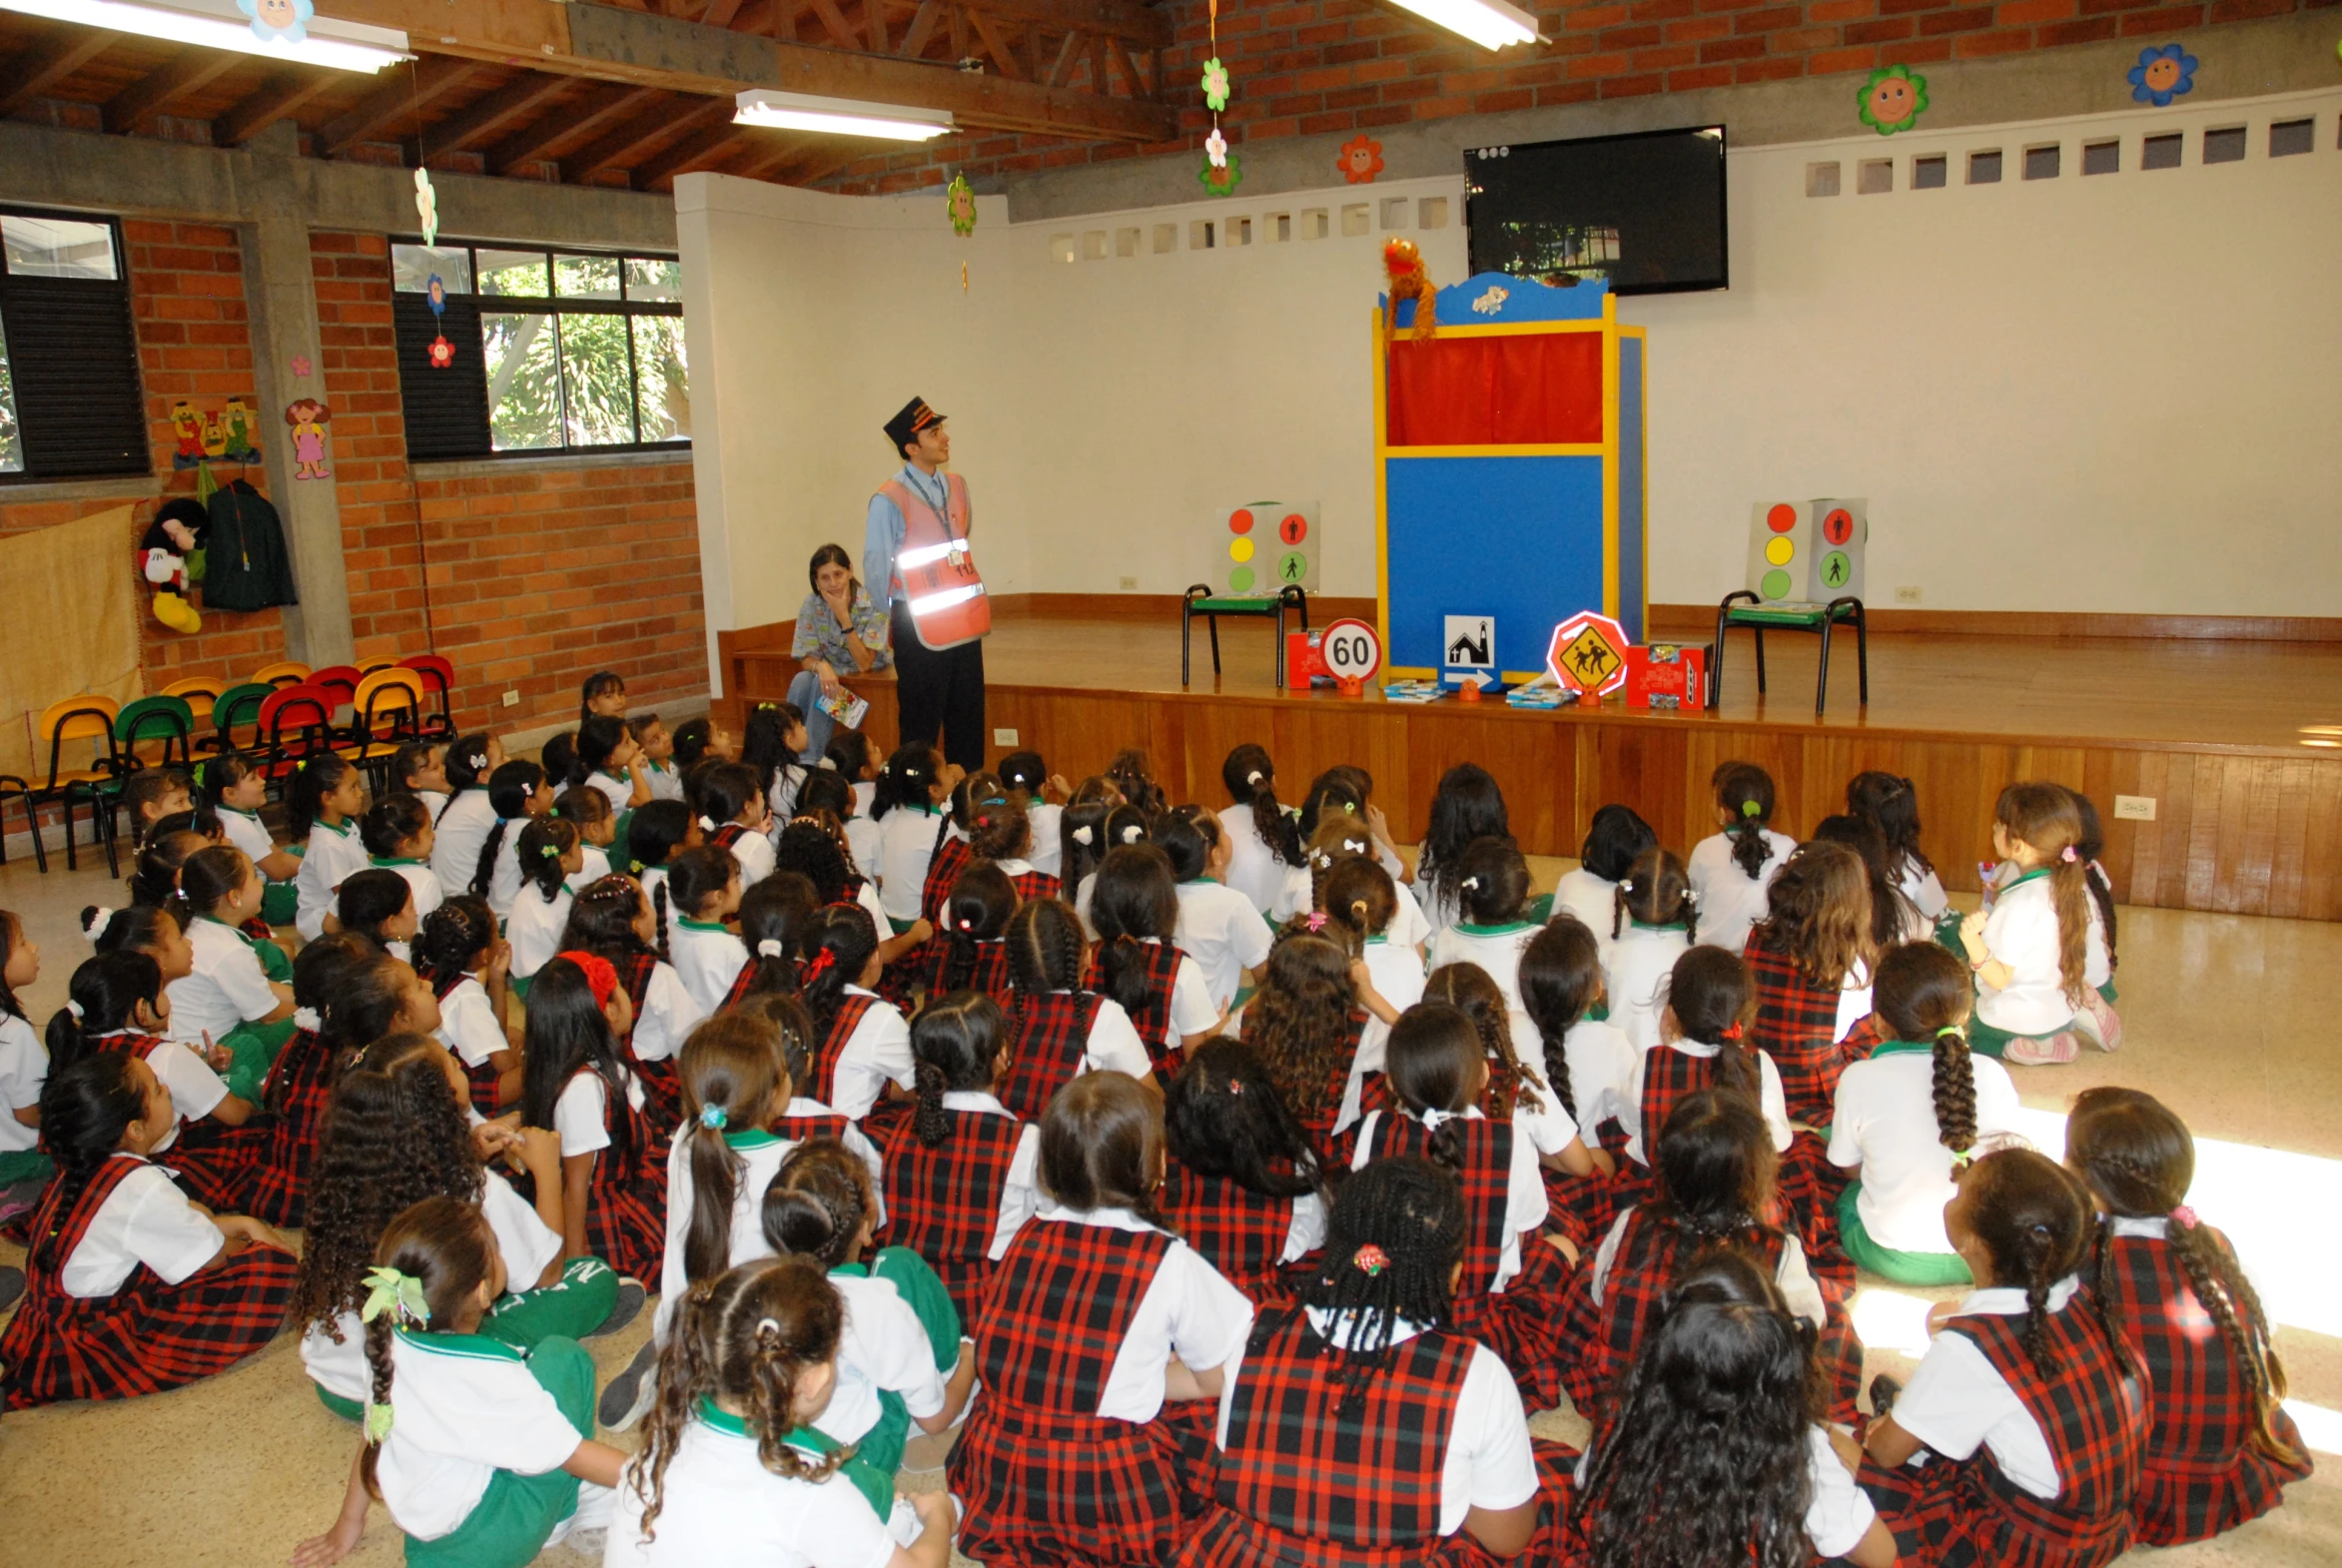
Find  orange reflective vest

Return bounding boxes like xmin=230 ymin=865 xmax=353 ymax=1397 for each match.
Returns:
xmin=879 ymin=470 xmax=991 ymax=651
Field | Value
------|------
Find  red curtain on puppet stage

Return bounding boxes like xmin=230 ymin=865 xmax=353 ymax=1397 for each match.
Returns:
xmin=1382 ymin=332 xmax=1605 ymax=448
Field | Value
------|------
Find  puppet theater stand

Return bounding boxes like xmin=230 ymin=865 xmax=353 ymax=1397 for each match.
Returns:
xmin=1375 ymin=273 xmax=1647 ymax=679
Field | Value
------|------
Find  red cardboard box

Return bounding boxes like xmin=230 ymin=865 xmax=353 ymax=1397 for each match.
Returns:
xmin=1625 ymin=643 xmax=1707 ymax=710
xmin=1286 ymin=631 xmax=1326 ymax=690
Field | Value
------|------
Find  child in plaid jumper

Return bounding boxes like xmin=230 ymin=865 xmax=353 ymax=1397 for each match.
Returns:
xmin=1163 ymin=1038 xmax=1329 ymax=1307
xmin=1091 ymin=842 xmax=1223 ymax=1077
xmin=2066 ymin=1089 xmax=2311 ymax=1545
xmin=997 ymin=897 xmax=1158 ymax=1120
xmin=1517 ymin=917 xmax=1642 ymax=1246
xmin=518 ymin=954 xmax=668 ymax=1282
xmin=245 ymin=934 xmax=377 ymax=1228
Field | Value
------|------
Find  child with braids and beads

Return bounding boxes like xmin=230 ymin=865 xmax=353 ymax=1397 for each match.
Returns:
xmin=1352 ymin=1002 xmax=1584 ymax=1409
xmin=1958 ymin=781 xmax=2114 ymax=1066
xmin=1830 ymin=943 xmax=2023 ymax=1285
xmin=1182 ymin=1156 xmax=1570 ymax=1567
xmin=626 ymin=798 xmax=700 ymax=959
xmin=870 ymin=742 xmax=954 ymax=932
xmin=560 ymin=873 xmax=707 ymax=1128
xmin=1243 ymin=927 xmax=1376 ymax=1157
xmin=2064 ymin=1088 xmax=2313 ymax=1543
xmin=665 ymin=844 xmax=748 ymax=1013
xmin=519 ymin=953 xmax=668 ymax=1281
xmin=48 ymin=951 xmax=259 ymax=1211
xmin=763 ymin=1139 xmax=976 ymax=1477
xmin=795 ymin=903 xmax=916 ymax=1122
xmin=997 ymin=897 xmax=1157 ymax=1119
xmin=923 ymin=860 xmax=1019 ymax=1005
xmin=725 ymin=871 xmax=819 ymax=1009
xmin=604 ymin=1256 xmax=960 ymax=1567
xmin=949 ymin=1072 xmax=1253 ymax=1568
xmin=245 ymin=934 xmax=378 ymax=1228
xmin=873 ymin=991 xmax=1042 ymax=1324
xmin=1161 ymin=1037 xmax=1329 ymax=1307
xmin=1160 ymin=807 xmax=1274 ymax=1014
xmin=414 ymin=896 xmax=520 ymax=1116
xmin=1572 ymin=1249 xmax=1900 ymax=1568
xmin=296 ymin=1196 xmax=625 ymax=1568
xmin=1690 ymin=760 xmax=1797 ymax=956
xmin=1744 ymin=840 xmax=1881 ymax=1128
xmin=1517 ymin=917 xmax=1639 ymax=1236
xmin=1090 ymin=842 xmax=1223 ymax=1076
xmin=473 ymin=759 xmax=555 ymax=921
xmin=1601 ymin=844 xmax=1697 ymax=1052
xmin=298 ymin=1030 xmax=635 ymax=1422
xmin=362 ymin=793 xmax=445 ymax=921
xmin=0 ymin=1052 xmax=296 ymax=1409
xmin=1558 ymin=1090 xmax=1837 ymax=1424
xmin=293 ymin=753 xmax=373 ymax=943
xmin=1861 ymin=1148 xmax=2149 ymax=1568
xmin=1217 ymin=743 xmax=1305 ymax=915
xmin=503 ymin=817 xmax=580 ymax=992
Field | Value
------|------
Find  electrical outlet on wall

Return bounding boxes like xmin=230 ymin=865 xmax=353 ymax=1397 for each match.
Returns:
xmin=994 ymin=728 xmax=1018 ymax=746
xmin=1894 ymin=586 xmax=1923 ymax=604
xmin=2113 ymin=795 xmax=2156 ymax=821
xmin=1119 ymin=576 xmax=1139 ymax=590
xmin=502 ymin=690 xmax=520 ymax=708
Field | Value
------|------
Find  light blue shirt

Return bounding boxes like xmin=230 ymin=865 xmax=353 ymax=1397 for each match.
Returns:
xmin=863 ymin=462 xmax=955 ymax=621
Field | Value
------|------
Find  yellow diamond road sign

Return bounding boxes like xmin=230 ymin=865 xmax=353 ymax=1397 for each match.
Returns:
xmin=1546 ymin=610 xmax=1630 ymax=696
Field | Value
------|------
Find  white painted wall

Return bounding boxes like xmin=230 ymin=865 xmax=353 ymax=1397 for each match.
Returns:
xmin=679 ymin=87 xmax=2342 ymax=664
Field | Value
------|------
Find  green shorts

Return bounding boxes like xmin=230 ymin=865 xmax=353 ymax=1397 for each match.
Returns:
xmin=1838 ymin=1180 xmax=1972 ymax=1286
xmin=0 ymin=1149 xmax=54 ymax=1187
xmin=220 ymin=1017 xmax=299 ymax=1106
xmin=889 ymin=915 xmax=921 ymax=937
xmin=400 ymin=1337 xmax=593 ymax=1568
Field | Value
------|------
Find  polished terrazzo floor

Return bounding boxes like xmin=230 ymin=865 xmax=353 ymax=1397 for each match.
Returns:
xmin=0 ymin=845 xmax=2332 ymax=1567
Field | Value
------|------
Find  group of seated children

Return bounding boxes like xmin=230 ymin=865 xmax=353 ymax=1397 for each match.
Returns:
xmin=0 ymin=698 xmax=2309 ymax=1568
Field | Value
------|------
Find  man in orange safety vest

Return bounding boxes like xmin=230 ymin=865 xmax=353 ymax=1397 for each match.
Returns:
xmin=864 ymin=395 xmax=991 ymax=770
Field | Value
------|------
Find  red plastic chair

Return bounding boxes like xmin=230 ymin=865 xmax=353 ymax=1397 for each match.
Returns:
xmin=257 ymin=683 xmax=339 ymax=784
xmin=310 ymin=663 xmax=362 ymax=715
xmin=399 ymin=654 xmax=457 ymax=740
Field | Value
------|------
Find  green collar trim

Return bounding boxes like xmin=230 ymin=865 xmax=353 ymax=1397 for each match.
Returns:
xmin=1872 ymin=1039 xmax=1938 ymax=1058
xmin=1454 ymin=920 xmax=1533 ymax=936
xmin=724 ymin=1128 xmax=782 ymax=1151
xmin=195 ymin=914 xmax=253 ymax=945
xmin=2004 ymin=867 xmax=2055 ymax=890
xmin=1631 ymin=919 xmax=1689 ymax=933
xmin=696 ymin=1395 xmax=751 ymax=1437
xmin=373 ymin=856 xmax=424 ymax=868
xmin=678 ymin=917 xmax=731 ymax=933
xmin=315 ymin=818 xmax=352 ymax=837
xmin=828 ymin=1261 xmax=868 ymax=1278
xmin=217 ymin=803 xmax=261 ymax=820
xmin=394 ymin=1326 xmax=523 ymax=1362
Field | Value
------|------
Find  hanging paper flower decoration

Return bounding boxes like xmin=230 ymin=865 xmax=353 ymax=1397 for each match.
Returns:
xmin=424 ymin=273 xmax=446 ymax=317
xmin=1337 ymin=134 xmax=1385 ymax=185
xmin=1857 ymin=65 xmax=1928 ymax=136
xmin=1200 ymin=57 xmax=1230 ymax=112
xmin=2125 ymin=44 xmax=2196 ymax=107
xmin=427 ymin=335 xmax=454 ymax=370
xmin=946 ymin=173 xmax=978 ymax=237
xmin=412 ymin=168 xmax=439 ymax=247
xmin=1205 ymin=128 xmax=1228 ymax=170
xmin=238 ymin=0 xmax=311 ymax=44
xmin=1198 ymin=153 xmax=1242 ymax=197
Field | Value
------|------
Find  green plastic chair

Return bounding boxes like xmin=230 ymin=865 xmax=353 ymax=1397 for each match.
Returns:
xmin=1181 ymin=583 xmax=1309 ymax=687
xmin=115 ymin=694 xmax=196 ymax=771
xmin=209 ymin=682 xmax=276 ymax=753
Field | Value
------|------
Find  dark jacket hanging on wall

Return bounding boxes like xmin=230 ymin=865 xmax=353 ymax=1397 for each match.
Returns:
xmin=202 ymin=480 xmax=299 ymax=611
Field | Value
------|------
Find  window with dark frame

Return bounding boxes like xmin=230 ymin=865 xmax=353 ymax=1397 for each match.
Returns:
xmin=0 ymin=206 xmax=146 ymax=483
xmin=390 ymin=241 xmax=688 ymax=462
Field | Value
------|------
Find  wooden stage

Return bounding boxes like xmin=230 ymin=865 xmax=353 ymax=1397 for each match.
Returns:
xmin=719 ymin=605 xmax=2342 ymax=922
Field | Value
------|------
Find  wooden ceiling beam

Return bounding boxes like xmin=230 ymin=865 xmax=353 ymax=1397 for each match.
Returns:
xmin=102 ymin=46 xmax=241 ymax=136
xmin=0 ymin=27 xmax=120 ymax=117
xmin=562 ymin=92 xmax=732 ymax=181
xmin=954 ymin=0 xmax=1167 ymax=48
xmin=701 ymin=0 xmax=749 ymax=25
xmin=628 ymin=119 xmax=748 ymax=188
xmin=414 ymin=72 xmax=572 ymax=155
xmin=316 ymin=55 xmax=485 ymax=156
xmin=1046 ymin=29 xmax=1081 ymax=88
xmin=485 ymin=82 xmax=662 ymax=173
xmin=966 ymin=6 xmax=1021 ymax=80
xmin=213 ymin=71 xmax=338 ymax=146
xmin=898 ymin=0 xmax=941 ymax=57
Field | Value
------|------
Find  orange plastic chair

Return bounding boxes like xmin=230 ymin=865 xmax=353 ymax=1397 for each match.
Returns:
xmin=162 ymin=676 xmax=224 ymax=727
xmin=343 ymin=669 xmax=426 ymax=784
xmin=8 ymin=695 xmax=123 ymax=873
xmin=252 ymin=660 xmax=312 ymax=689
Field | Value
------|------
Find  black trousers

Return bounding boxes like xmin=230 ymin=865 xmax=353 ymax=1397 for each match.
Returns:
xmin=891 ymin=601 xmax=988 ymax=772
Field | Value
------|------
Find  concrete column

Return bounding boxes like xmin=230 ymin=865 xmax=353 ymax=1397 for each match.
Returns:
xmin=237 ymin=122 xmax=354 ymax=667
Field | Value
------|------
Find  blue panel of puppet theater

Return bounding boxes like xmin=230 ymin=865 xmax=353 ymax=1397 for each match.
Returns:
xmin=1617 ymin=336 xmax=1646 ymax=645
xmin=1386 ymin=454 xmax=1606 ymax=676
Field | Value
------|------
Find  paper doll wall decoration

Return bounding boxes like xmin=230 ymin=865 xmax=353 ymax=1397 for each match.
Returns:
xmin=286 ymin=397 xmax=332 ymax=480
xmin=201 ymin=408 xmax=229 ymax=460
xmin=238 ymin=0 xmax=311 ymax=44
xmin=171 ymin=400 xmax=204 ymax=466
xmin=140 ymin=497 xmax=210 ymax=634
xmin=414 ymin=168 xmax=438 ymax=248
xmin=946 ymin=174 xmax=977 ymax=237
xmin=224 ymin=397 xmax=260 ymax=462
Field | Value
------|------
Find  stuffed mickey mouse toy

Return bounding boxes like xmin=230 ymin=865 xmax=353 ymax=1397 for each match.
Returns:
xmin=140 ymin=496 xmax=210 ymax=634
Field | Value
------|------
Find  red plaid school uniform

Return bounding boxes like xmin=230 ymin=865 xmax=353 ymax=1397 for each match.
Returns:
xmin=1864 ymin=1293 xmax=2147 ymax=1568
xmin=999 ymin=991 xmax=1106 ymax=1121
xmin=1252 ymin=1011 xmax=1366 ymax=1164
xmin=950 ymin=1218 xmax=1193 ymax=1567
xmin=708 ymin=823 xmax=751 ymax=854
xmin=2099 ymin=1227 xmax=2313 ymax=1544
xmin=922 ymin=937 xmax=1013 ymax=1006
xmin=239 ymin=914 xmax=277 ymax=943
xmin=805 ymin=994 xmax=876 ymax=1111
xmin=720 ymin=951 xmax=787 ymax=1011
xmin=606 ymin=949 xmax=683 ymax=1130
xmin=875 ymin=1104 xmax=1027 ymax=1327
xmin=921 ymin=834 xmax=973 ymax=924
xmin=776 ymin=1108 xmax=848 ymax=1144
xmin=434 ymin=974 xmax=505 ymax=1118
xmin=1743 ymin=936 xmax=1861 ymax=1127
xmin=244 ymin=1027 xmax=339 ymax=1228
xmin=1557 ymin=1206 xmax=1789 ymax=1420
xmin=1008 ymin=868 xmax=1063 ymax=905
xmin=1088 ymin=940 xmax=1194 ymax=1078
xmin=1162 ymin=1159 xmax=1301 ymax=1308
xmin=1637 ymin=1044 xmax=1715 ymax=1161
xmin=92 ymin=1034 xmax=259 ymax=1212
xmin=570 ymin=1068 xmax=667 ymax=1280
xmin=0 ymin=1156 xmax=296 ymax=1409
xmin=1366 ymin=1112 xmax=1570 ymax=1410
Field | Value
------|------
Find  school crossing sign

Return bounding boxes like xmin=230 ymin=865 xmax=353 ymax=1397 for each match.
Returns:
xmin=1546 ymin=610 xmax=1630 ymax=698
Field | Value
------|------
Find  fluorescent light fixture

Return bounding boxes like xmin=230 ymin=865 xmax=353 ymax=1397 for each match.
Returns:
xmin=733 ymin=89 xmax=953 ymax=142
xmin=0 ymin=0 xmax=410 ymax=71
xmin=1384 ymin=0 xmax=1537 ymax=50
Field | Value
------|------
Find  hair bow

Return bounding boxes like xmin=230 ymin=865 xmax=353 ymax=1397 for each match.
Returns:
xmin=2060 ymin=846 xmax=2079 ymax=863
xmin=361 ymin=1264 xmax=430 ymax=1328
xmin=699 ymin=816 xmax=717 ymax=832
xmin=1718 ymin=1023 xmax=1743 ymax=1042
xmin=1225 ymin=1080 xmax=1243 ymax=1097
xmin=2169 ymin=1204 xmax=2199 ymax=1230
xmin=1303 ymin=912 xmax=1327 ymax=933
xmin=700 ymin=1105 xmax=729 ymax=1131
xmin=295 ymin=1007 xmax=323 ymax=1032
xmin=802 ymin=948 xmax=838 ymax=984
xmin=538 ymin=842 xmax=558 ymax=858
xmin=1071 ymin=825 xmax=1094 ymax=846
xmin=555 ymin=950 xmax=619 ymax=1008
xmin=83 ymin=906 xmax=114 ymax=939
xmin=757 ymin=939 xmax=784 ymax=958
xmin=1740 ymin=799 xmax=1762 ymax=818
xmin=468 ymin=753 xmax=488 ymax=770
xmin=1120 ymin=824 xmax=1144 ymax=844
xmin=66 ymin=999 xmax=85 ymax=1020
xmin=1352 ymin=1243 xmax=1390 ymax=1277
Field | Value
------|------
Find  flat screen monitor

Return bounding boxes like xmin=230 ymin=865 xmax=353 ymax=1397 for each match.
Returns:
xmin=1464 ymin=126 xmax=1728 ymax=296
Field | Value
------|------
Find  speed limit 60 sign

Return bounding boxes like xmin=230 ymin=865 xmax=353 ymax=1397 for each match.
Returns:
xmin=1319 ymin=618 xmax=1382 ymax=687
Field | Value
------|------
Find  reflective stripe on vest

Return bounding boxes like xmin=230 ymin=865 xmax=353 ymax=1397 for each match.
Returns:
xmin=879 ymin=472 xmax=991 ymax=651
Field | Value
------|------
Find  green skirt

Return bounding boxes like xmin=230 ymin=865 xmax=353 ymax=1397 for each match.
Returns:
xmin=1838 ymin=1180 xmax=1972 ymax=1286
xmin=220 ymin=1017 xmax=299 ymax=1106
xmin=400 ymin=1337 xmax=593 ymax=1568
xmin=0 ymin=1149 xmax=54 ymax=1187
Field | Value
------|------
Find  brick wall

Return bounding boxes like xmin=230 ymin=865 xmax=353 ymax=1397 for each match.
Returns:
xmin=313 ymin=233 xmax=708 ymax=737
xmin=820 ymin=0 xmax=2320 ymax=193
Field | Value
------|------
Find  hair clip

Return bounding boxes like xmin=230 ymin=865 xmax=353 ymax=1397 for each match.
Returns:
xmin=468 ymin=753 xmax=487 ymax=770
xmin=66 ymin=999 xmax=85 ymax=1020
xmin=1936 ymin=1025 xmax=1964 ymax=1040
xmin=1245 ymin=770 xmax=1264 ymax=787
xmin=700 ymin=1105 xmax=729 ymax=1131
xmin=628 ymin=859 xmax=645 ymax=875
xmin=1071 ymin=825 xmax=1094 ymax=846
xmin=957 ymin=917 xmax=976 ymax=931
xmin=361 ymin=1264 xmax=430 ymax=1328
xmin=1303 ymin=912 xmax=1327 ymax=932
xmin=294 ymin=1006 xmax=323 ymax=1032
xmin=1950 ymin=1150 xmax=1974 ymax=1171
xmin=754 ymin=1315 xmax=782 ymax=1340
xmin=2169 ymin=1204 xmax=2199 ymax=1230
xmin=1460 ymin=876 xmax=1480 ymax=891
xmin=757 ymin=939 xmax=783 ymax=958
xmin=1683 ymin=889 xmax=1701 ymax=904
xmin=1353 ymin=1243 xmax=1390 ymax=1276
xmin=1740 ymin=799 xmax=1762 ymax=818
xmin=539 ymin=843 xmax=559 ymax=858
xmin=1226 ymin=1080 xmax=1243 ymax=1097
xmin=698 ymin=815 xmax=716 ymax=831
xmin=2060 ymin=846 xmax=2079 ymax=863
xmin=1120 ymin=824 xmax=1144 ymax=844
xmin=1617 ymin=878 xmax=1634 ymax=895
xmin=1718 ymin=1023 xmax=1743 ymax=1042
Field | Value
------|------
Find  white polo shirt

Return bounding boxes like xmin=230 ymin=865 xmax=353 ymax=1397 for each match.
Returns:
xmin=822 ymin=1268 xmax=948 ymax=1448
xmin=505 ymin=885 xmax=574 ymax=981
xmin=1587 ymin=1204 xmax=1826 ymax=1329
xmin=655 ymin=1127 xmax=801 ymax=1341
xmin=623 ymin=960 xmax=705 ymax=1068
xmin=1549 ymin=1016 xmax=1640 ymax=1150
xmin=163 ymin=917 xmax=278 ymax=1048
xmin=430 ymin=790 xmax=498 ymax=894
xmin=1898 ymin=858 xmax=1950 ymax=922
xmin=1173 ymin=879 xmax=1275 ymax=1012
xmin=566 ymin=843 xmax=612 ymax=895
xmin=1342 ymin=937 xmax=1428 ymax=1131
xmin=95 ymin=1032 xmax=229 ymax=1126
xmin=824 ymin=986 xmax=916 ymax=1122
xmin=374 ymin=858 xmax=444 ymax=922
xmin=1687 ymin=828 xmax=1797 ymax=956
xmin=297 ymin=818 xmax=370 ymax=942
xmin=1425 ymin=920 xmax=1538 ymax=1039
xmin=875 ymin=806 xmax=946 ymax=921
xmin=1974 ymin=873 xmax=2076 ymax=1037
xmin=215 ymin=805 xmax=278 ymax=877
xmin=60 ymin=1154 xmax=223 ymax=1296
xmin=1887 ymin=1277 xmax=2087 ymax=1499
xmin=1551 ymin=868 xmax=1619 ymax=950
xmin=670 ymin=921 xmax=750 ymax=1014
xmin=1215 ymin=803 xmax=1294 ymax=915
xmin=434 ymin=975 xmax=505 ymax=1070
xmin=0 ymin=1012 xmax=43 ymax=1156
xmin=373 ymin=1329 xmax=594 ymax=1542
xmin=604 ymin=1409 xmax=906 ymax=1568
xmin=553 ymin=1066 xmax=647 ymax=1159
xmin=1026 ymin=801 xmax=1066 ymax=880
xmin=1600 ymin=923 xmax=1691 ymax=1053
xmin=1829 ymin=1043 xmax=2023 ymax=1255
xmin=1349 ymin=1106 xmax=1552 ymax=1291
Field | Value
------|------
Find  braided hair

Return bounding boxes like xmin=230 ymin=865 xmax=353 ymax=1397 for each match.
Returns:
xmin=1165 ymin=1037 xmax=1324 ymax=1201
xmin=1712 ymin=761 xmax=1780 ymax=881
xmin=1298 ymin=1157 xmax=1468 ymax=1410
xmin=1663 ymin=945 xmax=1763 ymax=1108
xmin=909 ymin=991 xmax=1006 ymax=1150
xmin=1422 ymin=960 xmax=1546 ymax=1116
xmin=357 ymin=1196 xmax=498 ymax=1499
xmin=1303 ymin=815 xmax=1377 ymax=915
xmin=762 ymin=1136 xmax=875 ymax=1268
xmin=1005 ymin=898 xmax=1088 ymax=999
xmin=30 ymin=1052 xmax=154 ymax=1266
xmin=1954 ymin=1147 xmax=2106 ymax=1372
xmin=471 ymin=760 xmax=547 ymax=900
xmin=560 ymin=873 xmax=655 ymax=963
xmin=1037 ymin=1071 xmax=1172 ymax=1232
xmin=1104 ymin=748 xmax=1166 ymax=816
xmin=1873 ymin=942 xmax=1978 ymax=1159
xmin=798 ymin=903 xmax=879 ymax=1044
xmin=1993 ymin=782 xmax=2093 ymax=1009
xmin=1651 ymin=1090 xmax=1782 ymax=1253
xmin=2067 ymin=1088 xmax=2293 ymax=1461
xmin=1615 ymin=845 xmax=1697 ymax=942
xmin=1517 ymin=916 xmax=1601 ymax=1124
xmin=734 ymin=872 xmax=818 ymax=1001
xmin=628 ymin=1257 xmax=848 ymax=1542
xmin=1240 ymin=930 xmax=1355 ymax=1133
xmin=1222 ymin=743 xmax=1302 ymax=868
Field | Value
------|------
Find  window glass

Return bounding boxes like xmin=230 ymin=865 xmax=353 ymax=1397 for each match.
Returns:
xmin=392 ymin=245 xmax=472 ymax=294
xmin=559 ymin=311 xmax=635 ymax=446
xmin=0 ymin=215 xmax=117 ymax=280
xmin=482 ymin=312 xmax=562 ymax=449
xmin=477 ymin=249 xmax=550 ymax=297
xmin=632 ymin=316 xmax=688 ymax=441
xmin=0 ymin=320 xmax=23 ymax=472
xmin=624 ymin=258 xmax=681 ymax=302
xmin=555 ymin=253 xmax=621 ymax=301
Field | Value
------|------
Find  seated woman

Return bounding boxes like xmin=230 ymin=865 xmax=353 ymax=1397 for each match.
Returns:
xmin=789 ymin=543 xmax=893 ymax=765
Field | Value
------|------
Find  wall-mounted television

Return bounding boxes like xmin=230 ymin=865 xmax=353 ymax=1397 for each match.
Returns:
xmin=1464 ymin=126 xmax=1728 ymax=296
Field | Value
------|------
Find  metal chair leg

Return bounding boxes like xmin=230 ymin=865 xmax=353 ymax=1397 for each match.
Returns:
xmin=1856 ymin=606 xmax=1870 ymax=704
xmin=23 ymin=796 xmax=46 ymax=874
xmin=99 ymin=793 xmax=121 ymax=878
xmin=1817 ymin=620 xmax=1832 ymax=715
xmin=1753 ymin=629 xmax=1768 ymax=695
xmin=1181 ymin=607 xmax=1192 ymax=687
xmin=1207 ymin=615 xmax=1222 ymax=676
xmin=1273 ymin=603 xmax=1286 ymax=689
